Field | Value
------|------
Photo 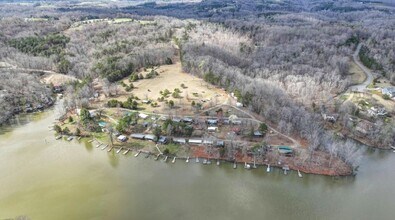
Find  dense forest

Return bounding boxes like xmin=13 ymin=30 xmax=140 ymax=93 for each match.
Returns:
xmin=0 ymin=0 xmax=394 ymax=169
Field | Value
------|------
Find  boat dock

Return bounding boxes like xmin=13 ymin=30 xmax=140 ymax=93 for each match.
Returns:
xmin=134 ymin=151 xmax=141 ymax=157
xmin=107 ymin=146 xmax=113 ymax=152
xmin=101 ymin=144 xmax=108 ymax=150
xmin=123 ymin=149 xmax=130 ymax=155
xmin=283 ymin=165 xmax=290 ymax=175
xmin=298 ymin=170 xmax=303 ymax=178
xmin=164 ymin=156 xmax=168 ymax=162
xmin=96 ymin=143 xmax=102 ymax=148
xmin=116 ymin=148 xmax=122 ymax=154
xmin=172 ymin=157 xmax=176 ymax=163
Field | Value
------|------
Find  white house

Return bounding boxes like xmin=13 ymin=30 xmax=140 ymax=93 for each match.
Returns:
xmin=117 ymin=135 xmax=127 ymax=142
xmin=382 ymin=87 xmax=395 ymax=98
xmin=139 ymin=113 xmax=148 ymax=119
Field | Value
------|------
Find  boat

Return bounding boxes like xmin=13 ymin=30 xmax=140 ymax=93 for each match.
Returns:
xmin=244 ymin=162 xmax=251 ymax=170
xmin=116 ymin=148 xmax=122 ymax=154
xmin=101 ymin=144 xmax=108 ymax=150
xmin=77 ymin=136 xmax=82 ymax=140
xmin=96 ymin=143 xmax=102 ymax=148
xmin=298 ymin=170 xmax=303 ymax=178
xmin=196 ymin=157 xmax=199 ymax=163
xmin=55 ymin=135 xmax=62 ymax=140
xmin=202 ymin=159 xmax=207 ymax=165
xmin=88 ymin=139 xmax=94 ymax=143
xmin=172 ymin=157 xmax=176 ymax=163
xmin=266 ymin=164 xmax=271 ymax=173
xmin=186 ymin=157 xmax=189 ymax=163
xmin=233 ymin=162 xmax=237 ymax=169
xmin=134 ymin=151 xmax=141 ymax=157
xmin=67 ymin=136 xmax=73 ymax=141
xmin=107 ymin=146 xmax=113 ymax=152
xmin=216 ymin=160 xmax=220 ymax=166
xmin=207 ymin=159 xmax=211 ymax=165
xmin=390 ymin=146 xmax=395 ymax=150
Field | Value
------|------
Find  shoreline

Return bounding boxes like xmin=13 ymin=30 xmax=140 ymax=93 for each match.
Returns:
xmin=69 ymin=137 xmax=354 ymax=177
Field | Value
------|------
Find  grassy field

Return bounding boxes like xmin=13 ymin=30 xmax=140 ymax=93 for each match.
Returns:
xmin=348 ymin=62 xmax=366 ymax=85
xmin=117 ymin=62 xmax=229 ymax=115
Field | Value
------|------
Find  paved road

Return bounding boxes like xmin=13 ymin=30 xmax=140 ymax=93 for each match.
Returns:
xmin=349 ymin=43 xmax=374 ymax=92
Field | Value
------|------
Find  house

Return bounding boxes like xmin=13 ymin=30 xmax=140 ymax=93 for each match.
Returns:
xmin=208 ymin=126 xmax=218 ymax=132
xmin=130 ymin=133 xmax=145 ymax=140
xmin=368 ymin=106 xmax=387 ymax=117
xmin=188 ymin=139 xmax=202 ymax=145
xmin=253 ymin=131 xmax=264 ymax=137
xmin=142 ymin=100 xmax=151 ymax=104
xmin=158 ymin=136 xmax=168 ymax=144
xmin=172 ymin=117 xmax=182 ymax=123
xmin=203 ymin=140 xmax=214 ymax=145
xmin=182 ymin=117 xmax=194 ymax=123
xmin=216 ymin=140 xmax=225 ymax=147
xmin=207 ymin=119 xmax=218 ymax=125
xmin=144 ymin=134 xmax=156 ymax=141
xmin=278 ymin=146 xmax=293 ymax=157
xmin=382 ymin=87 xmax=395 ymax=98
xmin=236 ymin=102 xmax=243 ymax=107
xmin=117 ymin=135 xmax=128 ymax=142
xmin=139 ymin=113 xmax=149 ymax=119
xmin=322 ymin=114 xmax=336 ymax=123
xmin=173 ymin=138 xmax=186 ymax=144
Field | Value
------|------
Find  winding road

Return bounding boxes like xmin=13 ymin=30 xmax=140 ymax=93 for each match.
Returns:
xmin=349 ymin=43 xmax=374 ymax=92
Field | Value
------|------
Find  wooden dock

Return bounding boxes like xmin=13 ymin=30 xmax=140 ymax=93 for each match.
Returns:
xmin=123 ymin=149 xmax=130 ymax=155
xmin=134 ymin=151 xmax=141 ymax=157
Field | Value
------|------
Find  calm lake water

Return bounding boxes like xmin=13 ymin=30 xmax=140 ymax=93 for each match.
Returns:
xmin=0 ymin=106 xmax=395 ymax=220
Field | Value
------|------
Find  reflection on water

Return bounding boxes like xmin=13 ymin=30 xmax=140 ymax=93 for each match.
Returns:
xmin=0 ymin=106 xmax=395 ymax=220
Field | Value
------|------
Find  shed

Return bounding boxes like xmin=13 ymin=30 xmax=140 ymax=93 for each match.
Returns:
xmin=208 ymin=126 xmax=218 ymax=132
